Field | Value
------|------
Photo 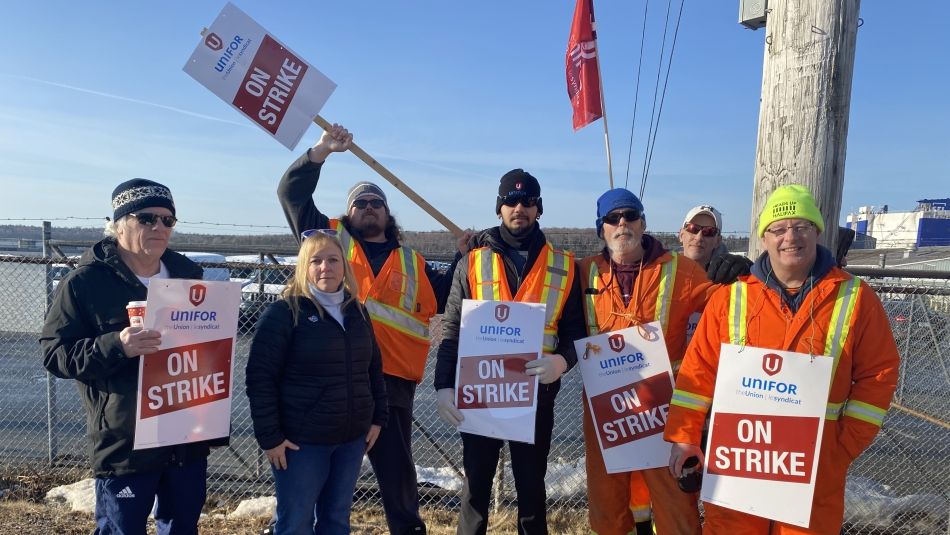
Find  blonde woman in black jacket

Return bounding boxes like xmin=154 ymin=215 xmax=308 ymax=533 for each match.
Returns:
xmin=246 ymin=230 xmax=387 ymax=535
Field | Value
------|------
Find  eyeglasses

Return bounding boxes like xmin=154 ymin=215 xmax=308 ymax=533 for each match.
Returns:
xmin=301 ymin=228 xmax=339 ymax=240
xmin=352 ymin=198 xmax=385 ymax=210
xmin=602 ymin=209 xmax=641 ymax=225
xmin=683 ymin=223 xmax=720 ymax=237
xmin=128 ymin=212 xmax=177 ymax=228
xmin=499 ymin=195 xmax=539 ymax=208
xmin=764 ymin=223 xmax=815 ymax=237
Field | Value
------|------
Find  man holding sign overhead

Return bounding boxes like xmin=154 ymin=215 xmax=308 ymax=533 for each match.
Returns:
xmin=666 ymin=185 xmax=899 ymax=533
xmin=434 ymin=169 xmax=585 ymax=535
xmin=278 ymin=124 xmax=468 ymax=535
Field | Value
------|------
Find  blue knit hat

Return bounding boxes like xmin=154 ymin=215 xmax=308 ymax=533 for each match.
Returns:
xmin=595 ymin=188 xmax=645 ymax=238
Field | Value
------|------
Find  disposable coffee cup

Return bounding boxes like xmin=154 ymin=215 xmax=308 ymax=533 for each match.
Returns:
xmin=126 ymin=301 xmax=147 ymax=327
xmin=678 ymin=456 xmax=702 ymax=493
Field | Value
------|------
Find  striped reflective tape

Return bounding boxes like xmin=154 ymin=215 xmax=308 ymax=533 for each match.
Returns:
xmin=728 ymin=281 xmax=747 ymax=346
xmin=670 ymin=389 xmax=712 ymax=412
xmin=654 ymin=253 xmax=678 ymax=329
xmin=824 ymin=275 xmax=861 ymax=380
xmin=365 ymin=298 xmax=429 ymax=340
xmin=842 ymin=399 xmax=888 ymax=427
xmin=584 ymin=261 xmax=601 ymax=336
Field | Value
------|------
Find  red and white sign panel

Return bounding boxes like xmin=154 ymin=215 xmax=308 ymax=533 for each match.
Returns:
xmin=702 ymin=344 xmax=833 ymax=527
xmin=183 ymin=2 xmax=336 ymax=149
xmin=574 ymin=324 xmax=675 ymax=473
xmin=134 ymin=279 xmax=241 ymax=449
xmin=455 ymin=300 xmax=545 ymax=444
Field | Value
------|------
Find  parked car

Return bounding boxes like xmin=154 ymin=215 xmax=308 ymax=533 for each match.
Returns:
xmin=226 ymin=255 xmax=295 ymax=331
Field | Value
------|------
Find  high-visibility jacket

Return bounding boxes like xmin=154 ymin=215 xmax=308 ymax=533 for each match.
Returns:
xmin=580 ymin=251 xmax=714 ymax=535
xmin=580 ymin=251 xmax=715 ymax=369
xmin=665 ymin=267 xmax=899 ymax=533
xmin=467 ymin=243 xmax=574 ymax=353
xmin=329 ymin=219 xmax=437 ymax=382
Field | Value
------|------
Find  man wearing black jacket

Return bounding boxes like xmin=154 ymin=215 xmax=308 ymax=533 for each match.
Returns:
xmin=278 ymin=123 xmax=469 ymax=535
xmin=41 ymin=179 xmax=223 ymax=535
xmin=434 ymin=169 xmax=586 ymax=535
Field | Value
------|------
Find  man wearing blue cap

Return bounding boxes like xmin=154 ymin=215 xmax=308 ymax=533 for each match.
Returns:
xmin=579 ymin=188 xmax=732 ymax=535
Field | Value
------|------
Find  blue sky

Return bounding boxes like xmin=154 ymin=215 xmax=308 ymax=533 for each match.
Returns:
xmin=1 ymin=2 xmax=947 ymax=237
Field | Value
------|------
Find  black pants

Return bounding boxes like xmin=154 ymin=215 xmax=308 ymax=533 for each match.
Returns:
xmin=367 ymin=404 xmax=426 ymax=535
xmin=457 ymin=402 xmax=555 ymax=535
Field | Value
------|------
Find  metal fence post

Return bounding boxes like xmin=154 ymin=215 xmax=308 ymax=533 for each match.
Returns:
xmin=42 ymin=221 xmax=59 ymax=465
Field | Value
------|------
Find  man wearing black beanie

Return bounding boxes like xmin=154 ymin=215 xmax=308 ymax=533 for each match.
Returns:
xmin=434 ymin=169 xmax=586 ymax=534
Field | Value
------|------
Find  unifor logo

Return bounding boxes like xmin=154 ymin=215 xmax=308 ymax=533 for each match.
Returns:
xmin=608 ymin=333 xmax=625 ymax=353
xmin=515 ymin=182 xmax=523 ymax=190
xmin=762 ymin=353 xmax=783 ymax=376
xmin=205 ymin=32 xmax=223 ymax=51
xmin=494 ymin=304 xmax=510 ymax=322
xmin=189 ymin=284 xmax=207 ymax=307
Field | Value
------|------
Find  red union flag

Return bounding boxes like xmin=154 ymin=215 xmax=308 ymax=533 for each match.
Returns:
xmin=566 ymin=0 xmax=602 ymax=131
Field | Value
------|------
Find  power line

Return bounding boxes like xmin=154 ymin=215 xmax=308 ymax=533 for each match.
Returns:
xmin=639 ymin=0 xmax=675 ymax=198
xmin=623 ymin=0 xmax=650 ymax=190
xmin=642 ymin=0 xmax=686 ymax=191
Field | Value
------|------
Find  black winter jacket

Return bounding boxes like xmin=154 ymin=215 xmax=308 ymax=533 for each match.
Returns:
xmin=433 ymin=226 xmax=587 ymax=404
xmin=246 ymin=296 xmax=388 ymax=450
xmin=40 ymin=238 xmax=223 ymax=477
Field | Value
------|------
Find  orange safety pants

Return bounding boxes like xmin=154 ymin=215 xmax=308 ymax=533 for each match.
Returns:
xmin=583 ymin=397 xmax=701 ymax=535
xmin=629 ymin=470 xmax=651 ymax=523
xmin=702 ymin=424 xmax=852 ymax=535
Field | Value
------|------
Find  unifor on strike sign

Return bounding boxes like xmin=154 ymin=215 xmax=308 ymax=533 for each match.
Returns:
xmin=134 ymin=279 xmax=241 ymax=450
xmin=455 ymin=300 xmax=545 ymax=444
xmin=702 ymin=344 xmax=833 ymax=527
xmin=183 ymin=2 xmax=336 ymax=149
xmin=574 ymin=323 xmax=675 ymax=473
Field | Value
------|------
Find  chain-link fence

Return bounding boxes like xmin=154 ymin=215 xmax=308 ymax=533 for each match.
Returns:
xmin=1 ymin=252 xmax=948 ymax=533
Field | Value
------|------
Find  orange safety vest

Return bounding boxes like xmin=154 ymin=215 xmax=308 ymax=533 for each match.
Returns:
xmin=467 ymin=243 xmax=574 ymax=353
xmin=666 ymin=268 xmax=898 ymax=450
xmin=330 ymin=219 xmax=437 ymax=382
xmin=579 ymin=252 xmax=713 ymax=371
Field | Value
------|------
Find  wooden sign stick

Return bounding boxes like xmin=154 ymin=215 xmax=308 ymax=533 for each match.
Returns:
xmin=313 ymin=115 xmax=463 ymax=237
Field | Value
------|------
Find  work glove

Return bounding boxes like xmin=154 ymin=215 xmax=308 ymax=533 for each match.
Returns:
xmin=436 ymin=388 xmax=463 ymax=426
xmin=706 ymin=253 xmax=752 ymax=284
xmin=524 ymin=353 xmax=568 ymax=384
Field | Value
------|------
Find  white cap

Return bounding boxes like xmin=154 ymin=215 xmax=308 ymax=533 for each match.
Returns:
xmin=683 ymin=205 xmax=723 ymax=230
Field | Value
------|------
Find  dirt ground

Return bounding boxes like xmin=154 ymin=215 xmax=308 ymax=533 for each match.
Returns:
xmin=0 ymin=468 xmax=588 ymax=534
xmin=0 ymin=501 xmax=589 ymax=535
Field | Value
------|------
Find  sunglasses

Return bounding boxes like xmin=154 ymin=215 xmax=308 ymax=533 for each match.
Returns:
xmin=683 ymin=223 xmax=720 ymax=237
xmin=602 ymin=209 xmax=641 ymax=225
xmin=500 ymin=195 xmax=539 ymax=208
xmin=128 ymin=212 xmax=177 ymax=228
xmin=301 ymin=228 xmax=339 ymax=240
xmin=352 ymin=198 xmax=385 ymax=210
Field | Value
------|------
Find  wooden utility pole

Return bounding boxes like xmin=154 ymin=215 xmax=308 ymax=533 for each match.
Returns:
xmin=747 ymin=0 xmax=861 ymax=258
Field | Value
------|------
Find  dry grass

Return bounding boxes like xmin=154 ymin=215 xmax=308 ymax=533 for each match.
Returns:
xmin=0 ymin=466 xmax=588 ymax=534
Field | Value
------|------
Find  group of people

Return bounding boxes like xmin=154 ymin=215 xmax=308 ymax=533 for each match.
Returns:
xmin=40 ymin=123 xmax=899 ymax=535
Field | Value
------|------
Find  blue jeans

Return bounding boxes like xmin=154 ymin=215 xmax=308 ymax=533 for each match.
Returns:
xmin=94 ymin=457 xmax=207 ymax=535
xmin=272 ymin=437 xmax=365 ymax=535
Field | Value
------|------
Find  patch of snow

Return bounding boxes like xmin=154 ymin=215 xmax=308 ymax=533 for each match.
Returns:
xmin=844 ymin=476 xmax=947 ymax=532
xmin=229 ymin=496 xmax=276 ymax=519
xmin=45 ymin=478 xmax=96 ymax=514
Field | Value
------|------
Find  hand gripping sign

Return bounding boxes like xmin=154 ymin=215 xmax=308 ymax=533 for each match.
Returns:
xmin=574 ymin=323 xmax=675 ymax=473
xmin=134 ymin=279 xmax=242 ymax=449
xmin=183 ymin=3 xmax=336 ymax=150
xmin=701 ymin=344 xmax=833 ymax=527
xmin=455 ymin=300 xmax=545 ymax=444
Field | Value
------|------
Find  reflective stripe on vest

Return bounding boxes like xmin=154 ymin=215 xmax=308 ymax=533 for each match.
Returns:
xmin=364 ymin=298 xmax=430 ymax=341
xmin=670 ymin=389 xmax=712 ymax=412
xmin=583 ymin=253 xmax=678 ymax=336
xmin=396 ymin=247 xmax=419 ymax=312
xmin=725 ymin=276 xmax=873 ymax=424
xmin=584 ymin=261 xmax=602 ymax=336
xmin=654 ymin=253 xmax=678 ymax=331
xmin=329 ymin=220 xmax=359 ymax=264
xmin=540 ymin=248 xmax=573 ymax=351
xmin=471 ymin=245 xmax=572 ymax=352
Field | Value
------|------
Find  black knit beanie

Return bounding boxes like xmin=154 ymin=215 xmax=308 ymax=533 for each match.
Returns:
xmin=495 ymin=169 xmax=543 ymax=215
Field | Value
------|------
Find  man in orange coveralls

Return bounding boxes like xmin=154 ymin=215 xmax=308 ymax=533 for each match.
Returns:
xmin=666 ymin=184 xmax=900 ymax=534
xmin=581 ymin=188 xmax=731 ymax=535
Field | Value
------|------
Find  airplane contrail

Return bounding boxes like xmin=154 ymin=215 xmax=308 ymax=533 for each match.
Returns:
xmin=2 ymin=73 xmax=250 ymax=127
